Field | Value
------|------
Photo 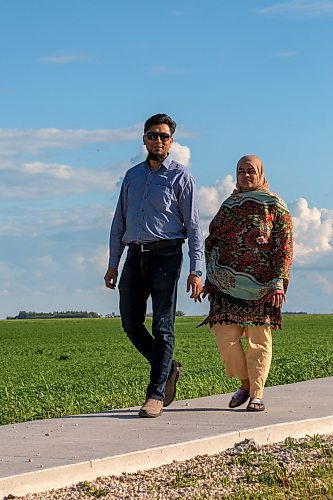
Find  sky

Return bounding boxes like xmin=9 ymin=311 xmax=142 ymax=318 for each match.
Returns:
xmin=1 ymin=0 xmax=333 ymax=318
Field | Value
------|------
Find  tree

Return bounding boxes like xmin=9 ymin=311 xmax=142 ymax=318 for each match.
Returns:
xmin=175 ymin=310 xmax=185 ymax=317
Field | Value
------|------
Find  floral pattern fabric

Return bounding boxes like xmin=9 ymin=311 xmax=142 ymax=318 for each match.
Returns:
xmin=202 ymin=190 xmax=293 ymax=330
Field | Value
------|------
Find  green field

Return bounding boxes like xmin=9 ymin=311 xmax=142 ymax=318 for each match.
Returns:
xmin=1 ymin=315 xmax=333 ymax=426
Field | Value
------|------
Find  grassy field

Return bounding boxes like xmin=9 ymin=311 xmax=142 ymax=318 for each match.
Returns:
xmin=1 ymin=315 xmax=333 ymax=426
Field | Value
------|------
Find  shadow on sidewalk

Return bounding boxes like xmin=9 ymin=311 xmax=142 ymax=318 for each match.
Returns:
xmin=62 ymin=407 xmax=248 ymax=420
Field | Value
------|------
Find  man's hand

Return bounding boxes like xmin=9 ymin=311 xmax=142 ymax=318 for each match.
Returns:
xmin=104 ymin=268 xmax=118 ymax=290
xmin=186 ymin=274 xmax=203 ymax=302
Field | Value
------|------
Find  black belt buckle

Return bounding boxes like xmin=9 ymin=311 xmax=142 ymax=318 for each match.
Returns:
xmin=129 ymin=239 xmax=184 ymax=253
xmin=140 ymin=243 xmax=151 ymax=252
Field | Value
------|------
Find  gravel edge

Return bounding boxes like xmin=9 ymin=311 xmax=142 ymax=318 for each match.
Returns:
xmin=12 ymin=433 xmax=333 ymax=500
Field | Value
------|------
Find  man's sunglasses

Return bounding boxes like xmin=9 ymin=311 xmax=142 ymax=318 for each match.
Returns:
xmin=144 ymin=132 xmax=172 ymax=142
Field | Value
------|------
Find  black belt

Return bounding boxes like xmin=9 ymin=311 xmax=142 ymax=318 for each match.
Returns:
xmin=128 ymin=239 xmax=184 ymax=253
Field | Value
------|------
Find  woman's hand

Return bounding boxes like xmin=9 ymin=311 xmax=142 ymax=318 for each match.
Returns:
xmin=269 ymin=292 xmax=285 ymax=308
xmin=199 ymin=285 xmax=210 ymax=301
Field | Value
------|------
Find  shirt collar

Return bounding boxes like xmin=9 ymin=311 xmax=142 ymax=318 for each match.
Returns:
xmin=161 ymin=154 xmax=173 ymax=169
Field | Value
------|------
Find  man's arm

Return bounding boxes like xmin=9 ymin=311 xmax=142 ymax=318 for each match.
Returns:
xmin=104 ymin=179 xmax=127 ymax=289
xmin=178 ymin=173 xmax=204 ymax=299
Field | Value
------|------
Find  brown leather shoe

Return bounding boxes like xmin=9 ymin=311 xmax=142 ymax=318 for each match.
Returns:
xmin=163 ymin=360 xmax=182 ymax=407
xmin=139 ymin=398 xmax=163 ymax=418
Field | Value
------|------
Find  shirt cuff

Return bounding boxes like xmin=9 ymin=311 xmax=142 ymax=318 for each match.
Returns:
xmin=108 ymin=256 xmax=120 ymax=269
xmin=190 ymin=259 xmax=203 ymax=273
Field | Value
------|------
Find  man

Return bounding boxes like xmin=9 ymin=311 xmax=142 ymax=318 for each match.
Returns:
xmin=104 ymin=113 xmax=203 ymax=418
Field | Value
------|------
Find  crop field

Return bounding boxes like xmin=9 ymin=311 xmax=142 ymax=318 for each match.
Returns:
xmin=1 ymin=315 xmax=333 ymax=426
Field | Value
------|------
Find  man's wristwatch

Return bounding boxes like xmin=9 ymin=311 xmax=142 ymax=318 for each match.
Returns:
xmin=190 ymin=270 xmax=203 ymax=277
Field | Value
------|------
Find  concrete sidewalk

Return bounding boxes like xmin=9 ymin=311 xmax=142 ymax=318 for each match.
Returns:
xmin=1 ymin=377 xmax=333 ymax=498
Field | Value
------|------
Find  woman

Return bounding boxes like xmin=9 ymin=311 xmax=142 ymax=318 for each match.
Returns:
xmin=201 ymin=155 xmax=293 ymax=411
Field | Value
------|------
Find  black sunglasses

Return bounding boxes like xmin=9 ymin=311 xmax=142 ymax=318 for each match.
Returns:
xmin=145 ymin=132 xmax=172 ymax=142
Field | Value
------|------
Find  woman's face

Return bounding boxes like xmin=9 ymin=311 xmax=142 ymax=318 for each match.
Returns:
xmin=237 ymin=163 xmax=259 ymax=192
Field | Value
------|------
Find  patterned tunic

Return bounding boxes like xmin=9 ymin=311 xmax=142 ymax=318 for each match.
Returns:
xmin=202 ymin=190 xmax=293 ymax=329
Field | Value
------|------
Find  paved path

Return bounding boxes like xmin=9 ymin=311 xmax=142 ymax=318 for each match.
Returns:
xmin=1 ymin=377 xmax=333 ymax=498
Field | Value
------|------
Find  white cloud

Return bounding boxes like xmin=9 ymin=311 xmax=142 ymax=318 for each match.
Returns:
xmin=0 ymin=133 xmax=194 ymax=318
xmin=174 ymin=126 xmax=197 ymax=139
xmin=0 ymin=160 xmax=127 ymax=200
xmin=73 ymin=254 xmax=86 ymax=268
xmin=130 ymin=142 xmax=191 ymax=168
xmin=0 ymin=142 xmax=192 ymax=201
xmin=1 ymin=112 xmax=332 ymax=320
xmin=35 ymin=255 xmax=54 ymax=265
xmin=313 ymin=274 xmax=333 ymax=294
xmin=286 ymin=269 xmax=333 ymax=312
xmin=198 ymin=175 xmax=236 ymax=219
xmin=88 ymin=246 xmax=109 ymax=271
xmin=257 ymin=1 xmax=333 ymax=18
xmin=40 ymin=53 xmax=88 ymax=64
xmin=149 ymin=67 xmax=190 ymax=76
xmin=290 ymin=198 xmax=333 ymax=266
xmin=24 ymin=161 xmax=72 ymax=179
xmin=0 ymin=126 xmax=195 ymax=157
xmin=170 ymin=142 xmax=191 ymax=167
xmin=0 ymin=204 xmax=112 ymax=237
xmin=0 ymin=261 xmax=25 ymax=297
xmin=0 ymin=126 xmax=142 ymax=155
xmin=71 ymin=246 xmax=109 ymax=272
xmin=1 ymin=194 xmax=333 ymax=317
xmin=130 ymin=145 xmax=146 ymax=165
xmin=272 ymin=51 xmax=299 ymax=58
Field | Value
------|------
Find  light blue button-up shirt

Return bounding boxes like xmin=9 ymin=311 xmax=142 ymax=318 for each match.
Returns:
xmin=108 ymin=155 xmax=204 ymax=272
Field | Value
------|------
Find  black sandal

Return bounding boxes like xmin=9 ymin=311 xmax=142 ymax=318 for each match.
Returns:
xmin=229 ymin=388 xmax=250 ymax=408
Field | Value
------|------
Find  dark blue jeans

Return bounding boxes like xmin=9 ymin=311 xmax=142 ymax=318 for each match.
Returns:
xmin=118 ymin=243 xmax=183 ymax=401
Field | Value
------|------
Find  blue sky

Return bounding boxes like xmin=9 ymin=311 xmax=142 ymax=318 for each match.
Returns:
xmin=1 ymin=0 xmax=333 ymax=318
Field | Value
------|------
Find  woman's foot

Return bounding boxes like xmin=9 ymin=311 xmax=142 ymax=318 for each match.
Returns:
xmin=229 ymin=388 xmax=250 ymax=408
xmin=247 ymin=398 xmax=265 ymax=412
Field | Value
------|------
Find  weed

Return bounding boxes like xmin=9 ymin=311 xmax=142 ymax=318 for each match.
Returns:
xmin=257 ymin=463 xmax=289 ymax=487
xmin=172 ymin=469 xmax=199 ymax=488
xmin=303 ymin=433 xmax=325 ymax=448
xmin=233 ymin=447 xmax=258 ymax=466
xmin=218 ymin=476 xmax=231 ymax=486
xmin=80 ymin=481 xmax=108 ymax=497
xmin=283 ymin=436 xmax=298 ymax=449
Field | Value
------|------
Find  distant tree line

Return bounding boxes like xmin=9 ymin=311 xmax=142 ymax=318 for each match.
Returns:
xmin=283 ymin=311 xmax=308 ymax=315
xmin=7 ymin=310 xmax=101 ymax=320
xmin=146 ymin=310 xmax=185 ymax=317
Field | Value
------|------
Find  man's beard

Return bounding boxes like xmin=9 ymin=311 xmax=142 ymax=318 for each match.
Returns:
xmin=148 ymin=152 xmax=165 ymax=162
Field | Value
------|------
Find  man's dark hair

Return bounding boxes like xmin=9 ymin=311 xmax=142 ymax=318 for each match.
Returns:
xmin=144 ymin=113 xmax=176 ymax=135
